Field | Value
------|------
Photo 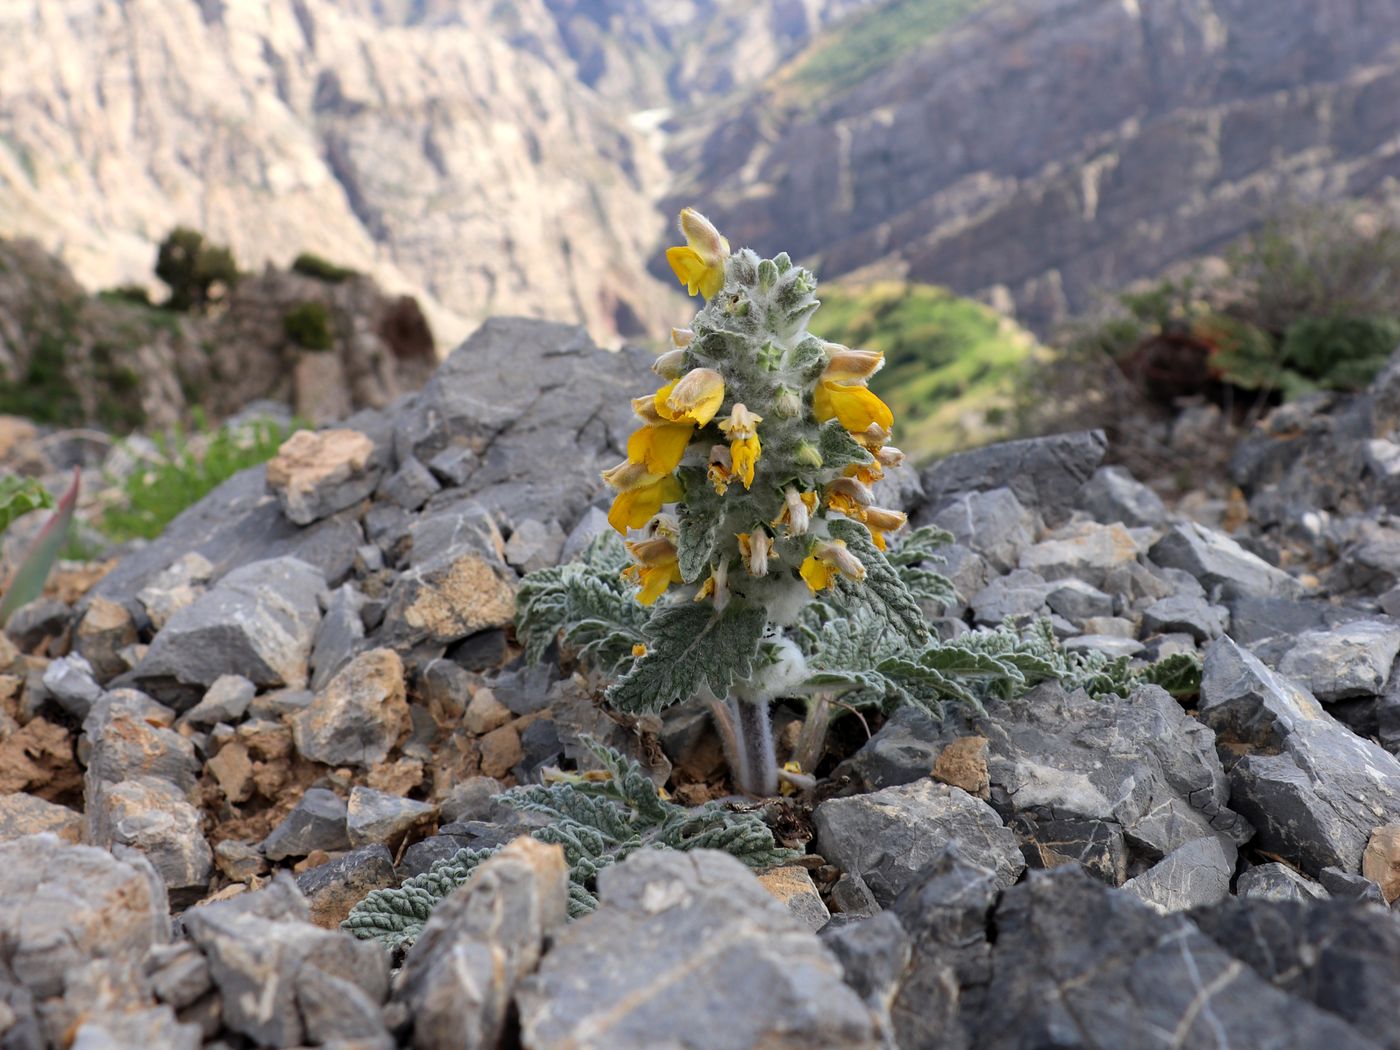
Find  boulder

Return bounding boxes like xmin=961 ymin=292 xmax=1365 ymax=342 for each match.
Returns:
xmin=265 ymin=428 xmax=382 ymax=525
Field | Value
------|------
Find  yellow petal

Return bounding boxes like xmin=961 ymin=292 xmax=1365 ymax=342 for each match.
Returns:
xmin=678 ymin=207 xmax=729 ymax=261
xmin=814 ymin=381 xmax=894 ymax=433
xmin=655 ymin=369 xmax=725 ymax=427
xmin=731 ymin=434 xmax=760 ymax=490
xmin=636 ymin=561 xmax=682 ymax=605
xmin=800 ymin=553 xmax=835 ymax=592
xmin=627 ymin=423 xmax=693 ymax=475
xmin=666 ymin=245 xmax=711 ymax=297
xmin=822 ymin=349 xmax=885 ymax=384
xmin=607 ymin=476 xmax=684 ymax=533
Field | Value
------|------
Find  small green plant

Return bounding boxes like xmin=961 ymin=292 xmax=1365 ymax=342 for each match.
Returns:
xmin=98 ymin=284 xmax=155 ymax=307
xmin=343 ymin=737 xmax=796 ymax=951
xmin=0 ymin=470 xmax=79 ymax=626
xmin=0 ymin=476 xmax=53 ymax=534
xmin=291 ymin=252 xmax=359 ymax=284
xmin=100 ymin=413 xmax=303 ymax=542
xmin=155 ymin=227 xmax=240 ymax=312
xmin=282 ymin=301 xmax=334 ymax=351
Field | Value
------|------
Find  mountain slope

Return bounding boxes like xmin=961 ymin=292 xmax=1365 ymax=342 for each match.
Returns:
xmin=672 ymin=0 xmax=1400 ymax=334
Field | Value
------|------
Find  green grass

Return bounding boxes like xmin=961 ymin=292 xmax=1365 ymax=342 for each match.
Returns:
xmin=814 ymin=280 xmax=1041 ymax=460
xmin=783 ymin=0 xmax=991 ymax=103
xmin=100 ymin=414 xmax=306 ymax=542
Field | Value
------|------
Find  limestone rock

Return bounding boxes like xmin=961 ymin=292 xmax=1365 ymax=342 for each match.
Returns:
xmin=345 ymin=785 xmax=436 ymax=847
xmin=758 ymin=866 xmax=831 ymax=932
xmin=1148 ymin=521 xmax=1304 ymax=601
xmin=84 ymin=776 xmax=212 ymax=904
xmin=292 ymin=648 xmax=409 ymax=768
xmin=0 ymin=793 xmax=81 ymax=843
xmin=262 ymin=788 xmax=351 ymax=861
xmin=73 ymin=596 xmax=138 ymax=683
xmin=265 ymin=428 xmax=381 ymax=526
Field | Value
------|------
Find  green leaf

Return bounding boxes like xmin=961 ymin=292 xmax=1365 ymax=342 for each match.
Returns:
xmin=827 ymin=517 xmax=930 ymax=648
xmin=0 ymin=469 xmax=78 ymax=627
xmin=816 ymin=420 xmax=873 ymax=471
xmin=606 ymin=602 xmax=767 ymax=713
xmin=1140 ymin=651 xmax=1203 ymax=698
xmin=676 ymin=497 xmax=719 ymax=584
xmin=0 ymin=476 xmax=53 ymax=535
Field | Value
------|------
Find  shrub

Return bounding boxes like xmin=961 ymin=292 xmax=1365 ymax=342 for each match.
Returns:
xmin=99 ymin=284 xmax=154 ymax=307
xmin=291 ymin=252 xmax=359 ymax=283
xmin=283 ymin=301 xmax=334 ymax=351
xmin=155 ymin=227 xmax=240 ymax=311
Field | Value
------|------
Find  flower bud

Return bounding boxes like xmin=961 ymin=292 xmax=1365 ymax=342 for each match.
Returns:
xmin=656 ymin=368 xmax=725 ymax=426
xmin=794 ymin=441 xmax=823 ymax=469
xmin=679 ymin=207 xmax=728 ymax=261
xmin=602 ymin=460 xmax=652 ymax=491
xmin=862 ymin=506 xmax=908 ymax=532
xmin=822 ymin=348 xmax=885 ymax=384
xmin=671 ymin=327 xmax=694 ymax=349
xmin=652 ymin=348 xmax=687 ymax=379
xmin=773 ymin=385 xmax=802 ymax=419
xmin=781 ymin=488 xmax=811 ymax=537
xmin=876 ymin=445 xmax=906 ymax=468
xmin=828 ymin=476 xmax=874 ymax=507
xmin=816 ymin=539 xmax=866 ymax=581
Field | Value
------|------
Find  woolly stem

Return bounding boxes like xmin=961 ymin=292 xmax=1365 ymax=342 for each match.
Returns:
xmin=721 ymin=696 xmax=778 ymax=797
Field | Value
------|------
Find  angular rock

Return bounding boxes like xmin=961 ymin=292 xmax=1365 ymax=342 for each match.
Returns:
xmin=74 ymin=595 xmax=139 ymax=683
xmin=84 ymin=776 xmax=212 ymax=904
xmin=757 ymin=866 xmax=831 ymax=932
xmin=133 ymin=551 xmax=214 ymax=632
xmin=1148 ymin=521 xmax=1304 ymax=601
xmin=183 ymin=874 xmax=390 ymax=1048
xmin=181 ymin=673 xmax=255 ymax=728
xmin=262 ymin=788 xmax=351 ymax=861
xmin=346 ymin=785 xmax=436 ymax=847
xmin=69 ymin=1006 xmax=201 ymax=1050
xmin=145 ymin=942 xmax=213 ymax=1010
xmin=1236 ymin=862 xmax=1330 ymax=903
xmin=929 ymin=487 xmax=1037 ymax=574
xmin=504 ymin=517 xmax=566 ymax=575
xmin=296 ymin=844 xmax=396 ymax=928
xmin=821 ymin=910 xmax=909 ymax=1045
xmin=214 ymin=838 xmax=268 ymax=883
xmin=917 ymin=430 xmax=1106 ymax=527
xmin=1077 ymin=465 xmax=1168 ymax=528
xmin=309 ymin=583 xmax=366 ymax=690
xmin=377 ymin=455 xmax=440 ymax=511
xmin=1276 ymin=619 xmax=1400 ymax=702
xmin=814 ymin=780 xmax=1024 ymax=905
xmin=265 ymin=428 xmax=381 ymax=525
xmin=1061 ymin=633 xmax=1144 ymax=659
xmin=379 ymin=544 xmax=516 ymax=648
xmin=398 ymin=837 xmax=568 ymax=1050
xmin=1120 ymin=835 xmax=1235 ymax=913
xmin=1139 ymin=594 xmax=1228 ymax=642
xmin=4 ymin=597 xmax=71 ymax=651
xmin=0 ymin=792 xmax=81 ymax=843
xmin=1362 ymin=823 xmax=1400 ymax=904
xmin=133 ymin=556 xmax=327 ymax=704
xmin=40 ymin=653 xmax=103 ymax=719
xmin=1199 ymin=638 xmax=1400 ymax=875
xmin=1010 ymin=811 xmax=1127 ymax=882
xmin=0 ymin=835 xmax=168 ymax=1001
xmin=292 ymin=648 xmax=409 ymax=767
xmin=205 ymin=739 xmax=254 ymax=803
xmin=969 ymin=568 xmax=1052 ymax=626
xmin=83 ymin=689 xmax=198 ymax=791
xmin=1045 ymin=578 xmax=1114 ymax=626
xmin=517 ymin=849 xmax=877 ymax=1049
xmin=1019 ymin=520 xmax=1143 ymax=593
xmin=1318 ymin=866 xmax=1387 ymax=905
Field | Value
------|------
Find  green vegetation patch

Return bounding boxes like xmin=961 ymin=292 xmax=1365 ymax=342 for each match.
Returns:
xmin=283 ymin=301 xmax=334 ymax=351
xmin=784 ymin=0 xmax=991 ymax=103
xmin=292 ymin=252 xmax=360 ymax=284
xmin=816 ymin=280 xmax=1040 ymax=460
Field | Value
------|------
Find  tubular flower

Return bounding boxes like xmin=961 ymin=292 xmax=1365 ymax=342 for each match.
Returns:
xmin=847 ymin=460 xmax=884 ymax=486
xmin=852 ymin=422 xmax=892 ymax=450
xmin=626 ymin=422 xmax=693 ymax=475
xmin=814 ymin=380 xmax=894 ymax=434
xmin=694 ymin=559 xmax=730 ymax=611
xmin=799 ymin=539 xmax=867 ymax=592
xmin=719 ymin=404 xmax=763 ymax=490
xmin=821 ymin=346 xmax=885 ymax=384
xmin=654 ymin=368 xmax=725 ymax=426
xmin=861 ymin=505 xmax=909 ymax=551
xmin=622 ymin=538 xmax=684 ymax=605
xmin=603 ymin=461 xmax=685 ymax=533
xmin=737 ymin=530 xmax=775 ymax=577
xmin=707 ymin=444 xmax=734 ymax=495
xmin=665 ymin=208 xmax=730 ymax=299
xmin=653 ymin=348 xmax=687 ymax=379
xmin=671 ymin=327 xmax=695 ymax=349
xmin=772 ymin=488 xmax=817 ymax=538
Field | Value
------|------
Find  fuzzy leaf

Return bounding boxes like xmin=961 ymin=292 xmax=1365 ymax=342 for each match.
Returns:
xmin=827 ymin=517 xmax=931 ymax=648
xmin=676 ymin=495 xmax=719 ymax=584
xmin=816 ymin=420 xmax=873 ymax=471
xmin=1140 ymin=651 xmax=1203 ymax=698
xmin=606 ymin=602 xmax=767 ymax=713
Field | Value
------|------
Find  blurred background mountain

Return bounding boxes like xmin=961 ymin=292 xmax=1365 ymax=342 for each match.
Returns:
xmin=2 ymin=0 xmax=1400 ymax=464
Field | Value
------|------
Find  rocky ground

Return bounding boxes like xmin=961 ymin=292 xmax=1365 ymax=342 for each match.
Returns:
xmin=4 ymin=318 xmax=1400 ymax=1048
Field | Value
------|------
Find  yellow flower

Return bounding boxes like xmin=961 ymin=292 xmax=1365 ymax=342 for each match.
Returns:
xmin=707 ymin=444 xmax=733 ymax=495
xmin=654 ymin=368 xmax=726 ymax=427
xmin=665 ymin=207 xmax=730 ymax=299
xmin=607 ymin=474 xmax=684 ymax=533
xmin=719 ymin=404 xmax=762 ymax=490
xmin=847 ymin=460 xmax=884 ymax=486
xmin=821 ymin=347 xmax=885 ymax=384
xmin=626 ymin=423 xmax=693 ymax=475
xmin=694 ymin=559 xmax=730 ymax=611
xmin=799 ymin=539 xmax=866 ymax=592
xmin=772 ymin=488 xmax=818 ymax=537
xmin=622 ymin=537 xmax=684 ymax=605
xmin=737 ymin=530 xmax=775 ymax=577
xmin=631 ymin=642 xmax=648 ymax=658
xmin=813 ymin=380 xmax=894 ymax=434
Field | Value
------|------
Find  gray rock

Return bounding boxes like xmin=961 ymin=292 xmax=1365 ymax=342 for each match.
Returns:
xmin=1139 ymin=594 xmax=1228 ymax=642
xmin=935 ymin=543 xmax=989 ymax=609
xmin=73 ymin=596 xmax=140 ymax=683
xmin=969 ymin=568 xmax=1052 ymax=626
xmin=815 ymin=780 xmax=1024 ymax=905
xmin=84 ymin=777 xmax=212 ymax=904
xmin=1140 ymin=631 xmax=1199 ymax=662
xmin=90 ymin=466 xmax=361 ymax=615
xmin=1199 ymin=638 xmax=1400 ymax=875
xmin=1236 ymin=862 xmax=1330 ymax=903
xmin=1120 ymin=835 xmax=1235 ymax=913
xmin=133 ymin=556 xmax=327 ymax=705
xmin=969 ymin=867 xmax=1380 ymax=1049
xmin=1009 ymin=811 xmax=1128 ymax=882
xmin=83 ymin=689 xmax=198 ymax=791
xmin=438 ymin=777 xmax=509 ymax=825
xmin=296 ymin=966 xmax=393 ymax=1046
xmin=504 ymin=517 xmax=567 ymax=575
xmin=917 ymin=430 xmax=1106 ymax=527
xmin=1018 ymin=520 xmax=1146 ymax=594
xmin=4 ymin=597 xmax=71 ymax=651
xmin=1149 ymin=521 xmax=1305 ymax=601
xmin=1078 ymin=465 xmax=1168 ymax=527
xmin=1045 ymin=578 xmax=1114 ymax=625
xmin=262 ymin=788 xmax=351 ymax=861
xmin=0 ymin=835 xmax=168 ymax=1001
xmin=41 ymin=654 xmax=103 ymax=719
xmin=377 ymin=529 xmax=516 ymax=648
xmin=310 ymin=583 xmax=366 ymax=690
xmin=214 ymin=839 xmax=267 ymax=882
xmin=517 ymin=849 xmax=877 ymax=1049
xmin=183 ymin=874 xmax=389 ymax=1048
xmin=265 ymin=428 xmax=384 ymax=526
xmin=296 ymin=844 xmax=396 ymax=929
xmin=346 ymin=785 xmax=436 ymax=847
xmin=830 ymin=872 xmax=881 ymax=920
xmin=396 ymin=838 xmax=568 ymax=1050
xmin=181 ymin=674 xmax=255 ymax=728
xmin=1275 ymin=619 xmax=1400 ymax=701
xmin=821 ymin=911 xmax=909 ymax=1045
xmin=1317 ymin=866 xmax=1387 ymax=906
xmin=291 ymin=648 xmax=409 ymax=767
xmin=69 ymin=1006 xmax=201 ymax=1050
xmin=397 ymin=835 xmax=474 ymax=878
xmin=1061 ymin=634 xmax=1144 ymax=659
xmin=559 ymin=506 xmax=611 ymax=564
xmin=1224 ymin=593 xmax=1373 ymax=646
xmin=144 ymin=943 xmax=212 ymax=1010
xmin=426 ymin=444 xmax=476 ymax=487
xmin=377 ymin=455 xmax=440 ymax=511
xmin=838 ymin=705 xmax=942 ymax=790
xmin=0 ymin=793 xmax=81 ymax=843
xmin=929 ymin=488 xmax=1037 ymax=574
xmin=1191 ymin=897 xmax=1400 ymax=1050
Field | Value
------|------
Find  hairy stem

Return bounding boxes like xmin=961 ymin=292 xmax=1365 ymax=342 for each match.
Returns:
xmin=725 ymin=696 xmax=778 ymax=797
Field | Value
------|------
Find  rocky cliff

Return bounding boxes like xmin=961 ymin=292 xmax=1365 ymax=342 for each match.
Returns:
xmin=673 ymin=0 xmax=1400 ymax=333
